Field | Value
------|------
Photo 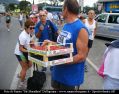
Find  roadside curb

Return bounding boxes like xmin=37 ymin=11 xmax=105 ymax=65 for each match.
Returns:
xmin=10 ymin=64 xmax=21 ymax=89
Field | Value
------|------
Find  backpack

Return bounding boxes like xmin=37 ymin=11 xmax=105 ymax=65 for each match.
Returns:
xmin=27 ymin=64 xmax=46 ymax=90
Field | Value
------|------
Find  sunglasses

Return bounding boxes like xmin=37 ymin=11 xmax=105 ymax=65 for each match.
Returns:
xmin=40 ymin=15 xmax=46 ymax=17
xmin=29 ymin=26 xmax=35 ymax=30
xmin=88 ymin=12 xmax=94 ymax=15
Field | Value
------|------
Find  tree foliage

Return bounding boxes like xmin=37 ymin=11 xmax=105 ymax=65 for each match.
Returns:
xmin=83 ymin=3 xmax=99 ymax=14
xmin=37 ymin=3 xmax=49 ymax=10
xmin=49 ymin=0 xmax=64 ymax=6
xmin=7 ymin=3 xmax=16 ymax=11
xmin=18 ymin=1 xmax=31 ymax=12
xmin=59 ymin=0 xmax=64 ymax=2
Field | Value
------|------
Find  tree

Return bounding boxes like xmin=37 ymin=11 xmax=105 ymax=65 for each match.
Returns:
xmin=38 ymin=3 xmax=49 ymax=10
xmin=93 ymin=3 xmax=100 ymax=14
xmin=18 ymin=1 xmax=31 ymax=13
xmin=6 ymin=3 xmax=16 ymax=11
xmin=83 ymin=6 xmax=93 ymax=14
xmin=8 ymin=3 xmax=16 ymax=11
xmin=59 ymin=0 xmax=64 ymax=2
xmin=49 ymin=0 xmax=64 ymax=6
xmin=83 ymin=4 xmax=99 ymax=15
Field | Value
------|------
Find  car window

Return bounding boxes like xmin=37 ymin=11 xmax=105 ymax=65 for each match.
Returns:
xmin=96 ymin=14 xmax=108 ymax=23
xmin=108 ymin=15 xmax=119 ymax=24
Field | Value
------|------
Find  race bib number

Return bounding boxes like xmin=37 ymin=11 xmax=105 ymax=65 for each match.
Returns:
xmin=57 ymin=30 xmax=72 ymax=45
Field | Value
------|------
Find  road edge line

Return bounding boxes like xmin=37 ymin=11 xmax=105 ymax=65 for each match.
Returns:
xmin=86 ymin=58 xmax=99 ymax=72
xmin=10 ymin=64 xmax=21 ymax=89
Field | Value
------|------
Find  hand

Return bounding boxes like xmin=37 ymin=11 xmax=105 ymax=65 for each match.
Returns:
xmin=41 ymin=40 xmax=52 ymax=46
xmin=30 ymin=40 xmax=35 ymax=44
xmin=39 ymin=24 xmax=44 ymax=31
xmin=30 ymin=40 xmax=35 ymax=47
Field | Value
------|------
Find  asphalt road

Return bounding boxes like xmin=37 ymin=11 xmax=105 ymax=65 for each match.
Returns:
xmin=0 ymin=16 xmax=21 ymax=89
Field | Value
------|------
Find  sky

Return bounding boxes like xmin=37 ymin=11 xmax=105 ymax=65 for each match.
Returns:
xmin=19 ymin=0 xmax=98 ymax=7
xmin=83 ymin=0 xmax=98 ymax=7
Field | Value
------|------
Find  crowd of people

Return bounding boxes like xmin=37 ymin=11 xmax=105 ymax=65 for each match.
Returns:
xmin=1 ymin=0 xmax=118 ymax=90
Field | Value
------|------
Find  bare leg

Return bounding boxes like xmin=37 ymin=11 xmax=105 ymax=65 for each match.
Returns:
xmin=6 ymin=23 xmax=10 ymax=31
xmin=19 ymin=61 xmax=28 ymax=81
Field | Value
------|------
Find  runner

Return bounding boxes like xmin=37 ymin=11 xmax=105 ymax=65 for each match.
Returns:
xmin=18 ymin=12 xmax=24 ymax=31
xmin=5 ymin=12 xmax=11 ymax=32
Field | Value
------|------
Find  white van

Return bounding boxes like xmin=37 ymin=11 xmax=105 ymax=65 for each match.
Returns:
xmin=95 ymin=13 xmax=119 ymax=39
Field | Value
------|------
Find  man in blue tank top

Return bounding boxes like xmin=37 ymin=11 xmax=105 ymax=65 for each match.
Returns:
xmin=49 ymin=0 xmax=90 ymax=90
xmin=41 ymin=0 xmax=90 ymax=90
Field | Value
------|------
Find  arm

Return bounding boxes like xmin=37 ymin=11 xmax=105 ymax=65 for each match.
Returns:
xmin=35 ymin=22 xmax=43 ymax=38
xmin=35 ymin=29 xmax=42 ymax=38
xmin=93 ymin=21 xmax=97 ymax=37
xmin=41 ymin=40 xmax=57 ymax=46
xmin=49 ymin=20 xmax=59 ymax=33
xmin=73 ymin=28 xmax=89 ymax=63
xmin=82 ymin=19 xmax=86 ymax=24
xmin=19 ymin=45 xmax=28 ymax=53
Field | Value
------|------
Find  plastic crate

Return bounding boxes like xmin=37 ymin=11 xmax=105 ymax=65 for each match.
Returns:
xmin=28 ymin=42 xmax=73 ymax=67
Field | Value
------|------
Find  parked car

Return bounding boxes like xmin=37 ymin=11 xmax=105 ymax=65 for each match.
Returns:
xmin=95 ymin=13 xmax=119 ymax=39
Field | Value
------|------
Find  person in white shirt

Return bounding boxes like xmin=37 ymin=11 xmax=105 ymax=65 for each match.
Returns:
xmin=83 ymin=10 xmax=97 ymax=49
xmin=44 ymin=10 xmax=53 ymax=22
xmin=101 ymin=39 xmax=119 ymax=89
xmin=0 ymin=14 xmax=2 ymax=23
xmin=14 ymin=19 xmax=35 ymax=89
xmin=83 ymin=10 xmax=97 ymax=72
xmin=5 ymin=12 xmax=11 ymax=32
xmin=53 ymin=13 xmax=59 ymax=26
xmin=18 ymin=12 xmax=24 ymax=30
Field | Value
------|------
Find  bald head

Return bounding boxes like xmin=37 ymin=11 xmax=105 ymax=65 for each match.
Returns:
xmin=39 ymin=10 xmax=47 ymax=16
xmin=39 ymin=10 xmax=47 ymax=22
xmin=44 ymin=9 xmax=48 ymax=14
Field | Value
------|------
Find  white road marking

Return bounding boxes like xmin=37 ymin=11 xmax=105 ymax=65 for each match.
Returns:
xmin=86 ymin=58 xmax=99 ymax=72
xmin=10 ymin=64 xmax=21 ymax=89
